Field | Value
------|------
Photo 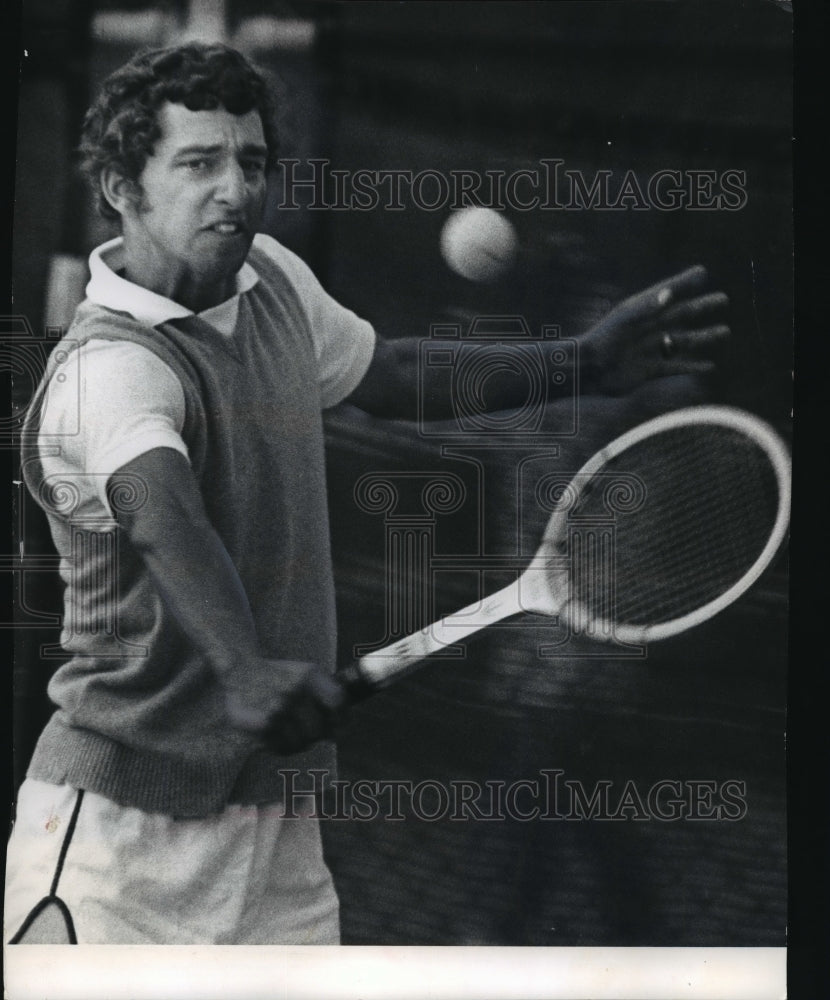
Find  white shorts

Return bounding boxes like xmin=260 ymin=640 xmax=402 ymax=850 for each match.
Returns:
xmin=4 ymin=779 xmax=340 ymax=945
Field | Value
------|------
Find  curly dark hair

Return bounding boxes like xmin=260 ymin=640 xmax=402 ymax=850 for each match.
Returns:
xmin=79 ymin=43 xmax=280 ymax=220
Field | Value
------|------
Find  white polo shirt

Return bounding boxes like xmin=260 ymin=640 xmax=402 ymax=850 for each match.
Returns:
xmin=38 ymin=233 xmax=375 ymax=516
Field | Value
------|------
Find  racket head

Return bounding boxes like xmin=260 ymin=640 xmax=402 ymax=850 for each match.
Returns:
xmin=536 ymin=406 xmax=791 ymax=644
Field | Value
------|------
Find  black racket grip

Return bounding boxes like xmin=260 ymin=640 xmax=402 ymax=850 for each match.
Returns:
xmin=336 ymin=660 xmax=377 ymax=705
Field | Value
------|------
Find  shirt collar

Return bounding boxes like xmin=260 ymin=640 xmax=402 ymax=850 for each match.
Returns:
xmin=85 ymin=236 xmax=259 ymax=332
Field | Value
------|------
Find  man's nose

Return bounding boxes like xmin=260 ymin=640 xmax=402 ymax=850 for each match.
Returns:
xmin=214 ymin=161 xmax=247 ymax=205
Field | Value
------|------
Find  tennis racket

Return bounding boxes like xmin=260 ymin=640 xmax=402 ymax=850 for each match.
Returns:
xmin=338 ymin=405 xmax=790 ymax=700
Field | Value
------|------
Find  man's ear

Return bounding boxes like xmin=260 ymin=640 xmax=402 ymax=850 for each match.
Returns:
xmin=100 ymin=166 xmax=142 ymax=217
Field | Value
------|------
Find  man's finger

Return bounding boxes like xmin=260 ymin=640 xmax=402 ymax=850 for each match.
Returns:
xmin=645 ymin=292 xmax=730 ymax=330
xmin=267 ymin=699 xmax=331 ymax=754
xmin=289 ymin=671 xmax=345 ymax=739
xmin=620 ymin=265 xmax=710 ymax=320
xmin=306 ymin=669 xmax=348 ymax=713
xmin=654 ymin=264 xmax=710 ymax=301
xmin=225 ymin=690 xmax=272 ymax=733
xmin=657 ymin=359 xmax=717 ymax=379
xmin=659 ymin=324 xmax=731 ymax=355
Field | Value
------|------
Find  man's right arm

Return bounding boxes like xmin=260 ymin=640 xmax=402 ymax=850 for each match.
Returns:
xmin=108 ymin=446 xmax=344 ymax=753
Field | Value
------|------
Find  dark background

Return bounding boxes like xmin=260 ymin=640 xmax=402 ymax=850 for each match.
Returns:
xmin=8 ymin=0 xmax=796 ymax=952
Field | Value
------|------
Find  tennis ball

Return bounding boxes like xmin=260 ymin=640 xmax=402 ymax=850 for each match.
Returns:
xmin=440 ymin=207 xmax=518 ymax=283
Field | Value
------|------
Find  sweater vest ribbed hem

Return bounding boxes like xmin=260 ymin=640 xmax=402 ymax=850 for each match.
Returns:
xmin=28 ymin=715 xmax=338 ymax=818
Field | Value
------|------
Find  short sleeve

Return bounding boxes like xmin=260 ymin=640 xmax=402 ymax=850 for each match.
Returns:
xmin=252 ymin=234 xmax=376 ymax=408
xmin=38 ymin=339 xmax=188 ymax=513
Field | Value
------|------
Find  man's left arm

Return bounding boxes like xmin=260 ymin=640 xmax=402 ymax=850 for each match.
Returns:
xmin=347 ymin=265 xmax=730 ymax=420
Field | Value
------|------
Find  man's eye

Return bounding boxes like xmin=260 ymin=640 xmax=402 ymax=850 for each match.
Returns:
xmin=242 ymin=160 xmax=266 ymax=176
xmin=184 ymin=159 xmax=210 ymax=172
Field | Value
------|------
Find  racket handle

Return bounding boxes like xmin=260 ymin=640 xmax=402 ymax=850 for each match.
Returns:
xmin=335 ymin=580 xmax=532 ymax=703
xmin=336 ymin=648 xmax=439 ymax=705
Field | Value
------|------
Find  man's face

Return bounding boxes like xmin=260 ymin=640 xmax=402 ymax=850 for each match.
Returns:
xmin=119 ymin=102 xmax=268 ymax=309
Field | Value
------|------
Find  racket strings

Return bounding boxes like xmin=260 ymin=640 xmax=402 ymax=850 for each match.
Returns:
xmin=564 ymin=425 xmax=781 ymax=628
xmin=618 ymin=446 xmax=767 ymax=605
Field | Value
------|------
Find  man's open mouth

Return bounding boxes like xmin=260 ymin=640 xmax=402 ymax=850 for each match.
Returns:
xmin=208 ymin=222 xmax=245 ymax=235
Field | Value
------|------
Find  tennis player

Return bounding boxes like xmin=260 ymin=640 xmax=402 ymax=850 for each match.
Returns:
xmin=5 ymin=42 xmax=730 ymax=945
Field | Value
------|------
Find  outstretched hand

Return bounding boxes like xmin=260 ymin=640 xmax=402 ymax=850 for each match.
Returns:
xmin=580 ymin=265 xmax=730 ymax=396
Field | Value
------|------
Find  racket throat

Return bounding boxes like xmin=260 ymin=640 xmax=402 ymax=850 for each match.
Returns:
xmin=354 ymin=577 xmax=552 ymax=688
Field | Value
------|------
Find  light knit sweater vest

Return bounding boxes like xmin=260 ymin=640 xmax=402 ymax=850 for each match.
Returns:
xmin=22 ymin=244 xmax=339 ymax=817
